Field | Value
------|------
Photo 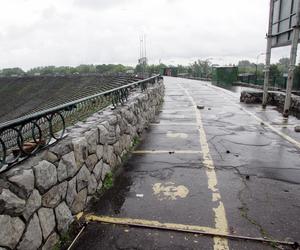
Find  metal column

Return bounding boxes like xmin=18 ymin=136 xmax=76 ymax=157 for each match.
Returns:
xmin=283 ymin=3 xmax=300 ymax=117
xmin=262 ymin=0 xmax=274 ymax=108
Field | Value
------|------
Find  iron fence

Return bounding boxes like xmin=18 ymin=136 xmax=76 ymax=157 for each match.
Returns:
xmin=0 ymin=74 xmax=161 ymax=172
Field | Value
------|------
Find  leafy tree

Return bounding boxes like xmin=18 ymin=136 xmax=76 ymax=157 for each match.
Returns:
xmin=0 ymin=67 xmax=24 ymax=77
xmin=270 ymin=64 xmax=280 ymax=78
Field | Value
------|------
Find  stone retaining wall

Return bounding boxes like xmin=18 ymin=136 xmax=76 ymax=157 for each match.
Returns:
xmin=0 ymin=81 xmax=164 ymax=250
xmin=240 ymin=90 xmax=300 ymax=115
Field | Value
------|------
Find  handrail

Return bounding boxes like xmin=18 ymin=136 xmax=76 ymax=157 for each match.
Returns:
xmin=0 ymin=75 xmax=159 ymax=129
xmin=0 ymin=74 xmax=161 ymax=172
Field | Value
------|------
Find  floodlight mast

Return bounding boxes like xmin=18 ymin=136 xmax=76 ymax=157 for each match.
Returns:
xmin=262 ymin=0 xmax=274 ymax=108
xmin=283 ymin=1 xmax=300 ymax=117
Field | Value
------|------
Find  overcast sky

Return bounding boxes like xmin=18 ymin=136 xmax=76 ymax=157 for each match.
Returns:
xmin=0 ymin=0 xmax=294 ymax=70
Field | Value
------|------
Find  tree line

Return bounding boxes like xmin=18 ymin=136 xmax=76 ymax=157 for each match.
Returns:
xmin=0 ymin=64 xmax=135 ymax=77
xmin=0 ymin=58 xmax=298 ymax=80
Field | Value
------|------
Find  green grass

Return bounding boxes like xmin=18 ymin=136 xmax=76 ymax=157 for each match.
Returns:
xmin=52 ymin=231 xmax=71 ymax=250
xmin=102 ymin=172 xmax=114 ymax=191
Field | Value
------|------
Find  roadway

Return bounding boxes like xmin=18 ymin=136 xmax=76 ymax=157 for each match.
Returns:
xmin=72 ymin=77 xmax=300 ymax=250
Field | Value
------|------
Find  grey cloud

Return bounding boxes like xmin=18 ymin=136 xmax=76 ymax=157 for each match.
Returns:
xmin=73 ymin=0 xmax=130 ymax=10
xmin=0 ymin=0 xmax=290 ymax=69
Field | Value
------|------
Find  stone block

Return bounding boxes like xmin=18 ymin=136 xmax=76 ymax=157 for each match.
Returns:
xmin=38 ymin=208 xmax=56 ymax=240
xmin=33 ymin=161 xmax=57 ymax=193
xmin=55 ymin=202 xmax=73 ymax=234
xmin=85 ymin=154 xmax=98 ymax=171
xmin=70 ymin=188 xmax=87 ymax=214
xmin=49 ymin=140 xmax=73 ymax=158
xmin=42 ymin=182 xmax=67 ymax=208
xmin=96 ymin=145 xmax=104 ymax=160
xmin=8 ymin=169 xmax=34 ymax=197
xmin=42 ymin=232 xmax=59 ymax=250
xmin=66 ymin=178 xmax=76 ymax=209
xmin=57 ymin=151 xmax=78 ymax=181
xmin=85 ymin=129 xmax=98 ymax=154
xmin=0 ymin=215 xmax=25 ymax=249
xmin=17 ymin=213 xmax=42 ymax=250
xmin=72 ymin=137 xmax=88 ymax=168
xmin=23 ymin=189 xmax=41 ymax=221
xmin=42 ymin=151 xmax=59 ymax=163
xmin=0 ymin=189 xmax=25 ymax=215
xmin=76 ymin=165 xmax=90 ymax=192
xmin=113 ymin=141 xmax=122 ymax=155
xmin=101 ymin=163 xmax=111 ymax=181
xmin=93 ymin=160 xmax=103 ymax=182
xmin=88 ymin=174 xmax=97 ymax=195
xmin=98 ymin=124 xmax=109 ymax=145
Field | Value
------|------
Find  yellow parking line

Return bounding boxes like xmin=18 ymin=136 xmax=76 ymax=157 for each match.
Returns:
xmin=178 ymin=84 xmax=229 ymax=250
xmin=85 ymin=214 xmax=220 ymax=234
xmin=132 ymin=150 xmax=202 ymax=154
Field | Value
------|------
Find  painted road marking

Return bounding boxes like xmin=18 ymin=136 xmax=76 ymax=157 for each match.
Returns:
xmin=150 ymin=123 xmax=198 ymax=126
xmin=152 ymin=182 xmax=189 ymax=201
xmin=132 ymin=150 xmax=202 ymax=154
xmin=207 ymin=84 xmax=300 ymax=150
xmin=84 ymin=214 xmax=220 ymax=234
xmin=178 ymin=84 xmax=229 ymax=250
xmin=166 ymin=131 xmax=189 ymax=139
xmin=77 ymin=214 xmax=296 ymax=247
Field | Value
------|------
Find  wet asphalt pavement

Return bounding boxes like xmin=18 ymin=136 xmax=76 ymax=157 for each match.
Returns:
xmin=72 ymin=77 xmax=300 ymax=250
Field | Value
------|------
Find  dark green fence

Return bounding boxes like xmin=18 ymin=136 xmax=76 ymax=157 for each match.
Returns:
xmin=238 ymin=76 xmax=288 ymax=89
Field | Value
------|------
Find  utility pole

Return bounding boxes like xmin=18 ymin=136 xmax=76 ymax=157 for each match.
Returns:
xmin=283 ymin=2 xmax=300 ymax=117
xmin=262 ymin=0 xmax=274 ymax=108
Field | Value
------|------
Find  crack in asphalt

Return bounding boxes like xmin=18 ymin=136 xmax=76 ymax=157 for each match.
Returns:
xmin=232 ymin=167 xmax=274 ymax=241
xmin=220 ymin=138 xmax=272 ymax=147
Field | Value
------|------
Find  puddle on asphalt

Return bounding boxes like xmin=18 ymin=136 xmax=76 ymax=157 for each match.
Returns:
xmin=152 ymin=182 xmax=189 ymax=201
